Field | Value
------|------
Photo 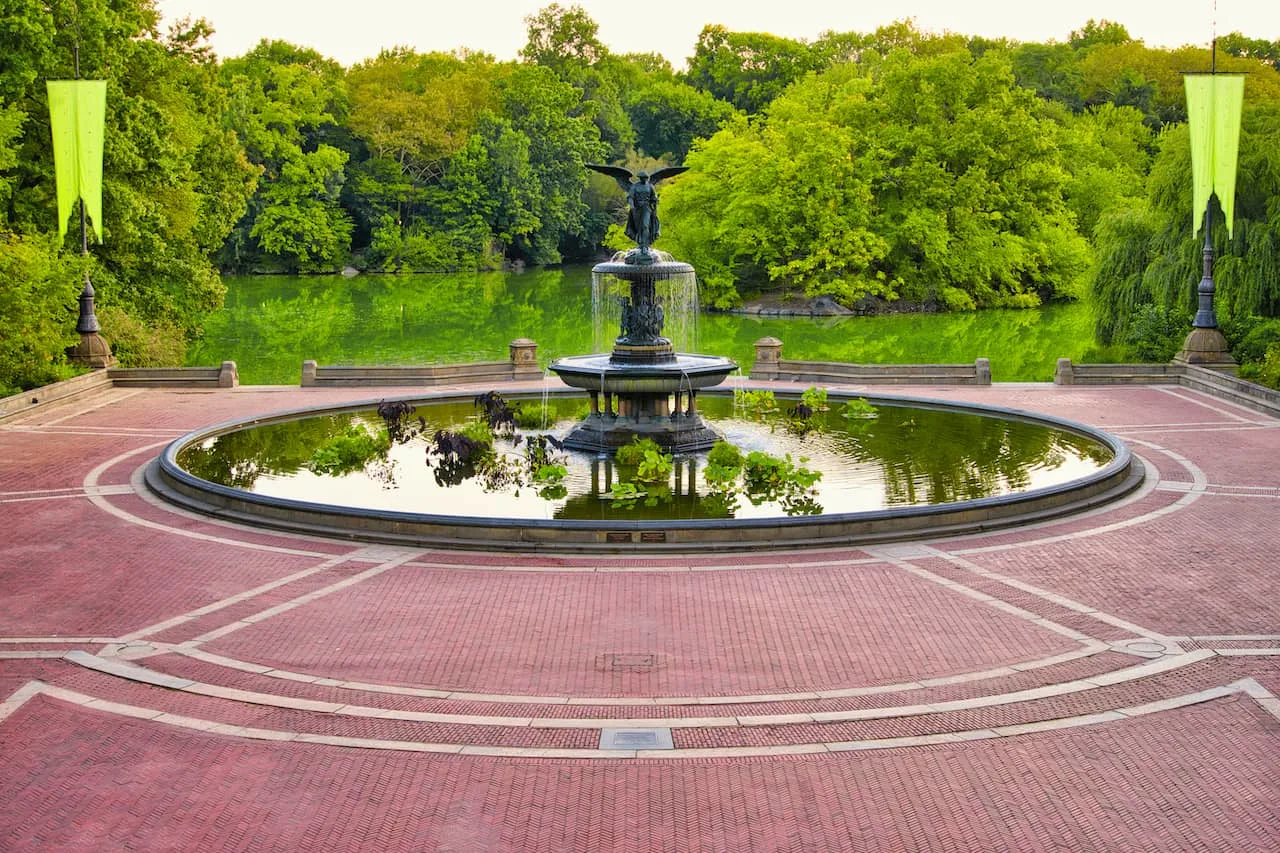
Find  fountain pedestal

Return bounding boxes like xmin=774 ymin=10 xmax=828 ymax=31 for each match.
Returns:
xmin=550 ymin=259 xmax=735 ymax=453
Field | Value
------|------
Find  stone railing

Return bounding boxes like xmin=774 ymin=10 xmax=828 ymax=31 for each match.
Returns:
xmin=1054 ymin=358 xmax=1279 ymax=417
xmin=1052 ymin=360 xmax=1182 ymax=386
xmin=301 ymin=338 xmax=543 ymax=387
xmin=0 ymin=361 xmax=238 ymax=422
xmin=109 ymin=362 xmax=239 ymax=389
xmin=0 ymin=369 xmax=114 ymax=421
xmin=749 ymin=337 xmax=991 ymax=385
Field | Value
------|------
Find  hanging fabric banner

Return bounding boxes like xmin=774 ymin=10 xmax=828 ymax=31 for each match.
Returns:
xmin=1184 ymin=73 xmax=1245 ymax=238
xmin=46 ymin=80 xmax=107 ymax=241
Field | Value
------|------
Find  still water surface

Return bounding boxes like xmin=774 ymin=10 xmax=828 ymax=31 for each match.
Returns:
xmin=188 ymin=267 xmax=1102 ymax=385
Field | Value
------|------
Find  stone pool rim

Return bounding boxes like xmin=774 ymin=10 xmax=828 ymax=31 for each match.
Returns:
xmin=146 ymin=388 xmax=1142 ymax=552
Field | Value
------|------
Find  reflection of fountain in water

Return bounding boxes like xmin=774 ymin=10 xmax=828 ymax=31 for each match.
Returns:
xmin=591 ymin=250 xmax=699 ymax=355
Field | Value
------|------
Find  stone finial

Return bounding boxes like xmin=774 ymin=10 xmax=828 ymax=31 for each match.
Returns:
xmin=752 ymin=337 xmax=783 ymax=378
xmin=1054 ymin=358 xmax=1074 ymax=385
xmin=218 ymin=361 xmax=239 ymax=388
xmin=510 ymin=338 xmax=540 ymax=377
xmin=67 ymin=278 xmax=115 ymax=368
xmin=301 ymin=360 xmax=318 ymax=387
xmin=1174 ymin=328 xmax=1238 ymax=374
xmin=974 ymin=358 xmax=991 ymax=386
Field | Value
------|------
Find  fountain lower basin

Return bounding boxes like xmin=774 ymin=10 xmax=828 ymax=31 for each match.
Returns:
xmin=146 ymin=389 xmax=1142 ymax=553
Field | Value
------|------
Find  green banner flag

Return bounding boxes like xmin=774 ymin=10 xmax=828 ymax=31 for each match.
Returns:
xmin=46 ymin=80 xmax=107 ymax=242
xmin=1184 ymin=74 xmax=1245 ymax=238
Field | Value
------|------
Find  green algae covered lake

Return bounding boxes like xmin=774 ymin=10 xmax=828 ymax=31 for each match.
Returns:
xmin=188 ymin=267 xmax=1110 ymax=386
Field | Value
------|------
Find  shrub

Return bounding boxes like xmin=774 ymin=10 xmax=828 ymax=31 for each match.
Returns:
xmin=97 ymin=306 xmax=188 ymax=368
xmin=1121 ymin=305 xmax=1189 ymax=362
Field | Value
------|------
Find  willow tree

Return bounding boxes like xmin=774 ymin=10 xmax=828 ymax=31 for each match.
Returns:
xmin=1092 ymin=102 xmax=1280 ymax=345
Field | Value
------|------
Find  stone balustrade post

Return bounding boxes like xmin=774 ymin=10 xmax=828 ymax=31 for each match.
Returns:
xmin=752 ymin=337 xmax=783 ymax=379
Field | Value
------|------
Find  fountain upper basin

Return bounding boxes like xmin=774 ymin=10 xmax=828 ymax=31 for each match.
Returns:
xmin=549 ymin=353 xmax=737 ymax=394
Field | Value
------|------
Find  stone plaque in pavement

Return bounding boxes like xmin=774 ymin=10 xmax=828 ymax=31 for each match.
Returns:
xmin=599 ymin=728 xmax=674 ymax=750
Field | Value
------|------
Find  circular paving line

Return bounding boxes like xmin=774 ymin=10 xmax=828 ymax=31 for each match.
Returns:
xmin=10 ymin=652 xmax=1264 ymax=760
xmin=51 ymin=413 xmax=1265 ymax=758
xmin=82 ymin=440 xmax=1202 ymax=570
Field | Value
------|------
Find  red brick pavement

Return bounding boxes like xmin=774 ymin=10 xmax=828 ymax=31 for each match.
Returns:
xmin=1 ymin=692 xmax=1276 ymax=851
xmin=204 ymin=562 xmax=1076 ymax=696
xmin=2 ymin=383 xmax=1278 ymax=849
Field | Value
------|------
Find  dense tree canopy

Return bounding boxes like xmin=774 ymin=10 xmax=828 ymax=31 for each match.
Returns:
xmin=663 ymin=52 xmax=1092 ymax=309
xmin=0 ymin=0 xmax=254 ymax=393
xmin=5 ymin=0 xmax=1280 ymax=393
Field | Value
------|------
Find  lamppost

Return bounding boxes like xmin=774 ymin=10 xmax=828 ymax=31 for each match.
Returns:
xmin=49 ymin=48 xmax=113 ymax=368
xmin=1174 ymin=51 xmax=1243 ymax=372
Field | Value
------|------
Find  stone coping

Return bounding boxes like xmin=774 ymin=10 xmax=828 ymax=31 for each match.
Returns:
xmin=146 ymin=387 xmax=1140 ymax=553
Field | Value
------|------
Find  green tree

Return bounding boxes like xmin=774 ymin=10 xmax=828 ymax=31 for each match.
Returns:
xmin=1068 ymin=20 xmax=1132 ymax=51
xmin=664 ymin=52 xmax=1090 ymax=311
xmin=685 ymin=25 xmax=828 ymax=115
xmin=218 ymin=40 xmax=350 ymax=272
xmin=1092 ymin=103 xmax=1280 ymax=345
xmin=1010 ymin=43 xmax=1084 ymax=111
xmin=494 ymin=63 xmax=605 ymax=263
xmin=521 ymin=5 xmax=632 ymax=158
xmin=0 ymin=0 xmax=254 ymax=390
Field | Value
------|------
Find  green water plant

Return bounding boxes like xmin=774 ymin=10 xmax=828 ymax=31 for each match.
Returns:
xmin=735 ymin=388 xmax=778 ymax=420
xmin=306 ymin=424 xmax=392 ymax=477
xmin=801 ymin=387 xmax=829 ymax=411
xmin=742 ymin=451 xmax=823 ymax=515
xmin=702 ymin=440 xmax=744 ymax=491
xmin=841 ymin=398 xmax=879 ymax=419
xmin=615 ymin=437 xmax=673 ymax=483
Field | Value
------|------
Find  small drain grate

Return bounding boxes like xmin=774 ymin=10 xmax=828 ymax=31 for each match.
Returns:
xmin=600 ymin=727 xmax=674 ymax=750
xmin=597 ymin=653 xmax=658 ymax=671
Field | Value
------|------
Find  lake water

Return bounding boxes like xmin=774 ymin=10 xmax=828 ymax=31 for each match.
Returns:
xmin=188 ymin=266 xmax=1106 ymax=385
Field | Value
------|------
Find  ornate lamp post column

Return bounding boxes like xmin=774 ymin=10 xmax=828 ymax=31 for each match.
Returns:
xmin=48 ymin=66 xmax=113 ymax=369
xmin=1174 ymin=65 xmax=1244 ymax=373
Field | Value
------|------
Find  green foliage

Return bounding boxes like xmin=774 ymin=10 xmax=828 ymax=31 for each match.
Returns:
xmin=0 ymin=233 xmax=81 ymax=394
xmin=1121 ymin=305 xmax=1189 ymax=362
xmin=734 ymin=388 xmax=778 ymax=419
xmin=532 ymin=463 xmax=567 ymax=484
xmin=741 ymin=451 xmax=823 ymax=515
xmin=604 ymin=480 xmax=645 ymax=506
xmin=706 ymin=439 xmax=743 ymax=469
xmin=1240 ymin=342 xmax=1280 ymax=389
xmin=457 ymin=418 xmax=495 ymax=448
xmin=702 ymin=440 xmax=744 ymax=491
xmin=1092 ymin=103 xmax=1280 ymax=344
xmin=685 ymin=25 xmax=828 ymax=115
xmin=306 ymin=424 xmax=391 ymax=476
xmin=0 ymin=1 xmax=254 ymax=393
xmin=664 ymin=51 xmax=1090 ymax=311
xmin=1227 ymin=317 xmax=1280 ymax=364
xmin=615 ymin=436 xmax=672 ymax=483
xmin=841 ymin=398 xmax=879 ymax=419
xmin=96 ymin=305 xmax=187 ymax=368
xmin=219 ymin=41 xmax=350 ymax=272
xmin=800 ymin=387 xmax=829 ymax=411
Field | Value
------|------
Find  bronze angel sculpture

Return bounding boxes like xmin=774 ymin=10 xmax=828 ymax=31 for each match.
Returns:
xmin=586 ymin=164 xmax=688 ymax=264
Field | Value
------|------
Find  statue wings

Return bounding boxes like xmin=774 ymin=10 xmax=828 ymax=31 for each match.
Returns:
xmin=586 ymin=164 xmax=689 ymax=192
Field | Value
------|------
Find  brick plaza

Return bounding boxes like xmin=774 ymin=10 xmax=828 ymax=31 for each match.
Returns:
xmin=2 ymin=381 xmax=1278 ymax=850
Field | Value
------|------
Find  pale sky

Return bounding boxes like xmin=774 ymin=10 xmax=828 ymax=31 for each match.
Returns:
xmin=153 ymin=0 xmax=1278 ymax=69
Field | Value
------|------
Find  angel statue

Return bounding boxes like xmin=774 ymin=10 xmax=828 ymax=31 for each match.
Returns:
xmin=586 ymin=164 xmax=689 ymax=264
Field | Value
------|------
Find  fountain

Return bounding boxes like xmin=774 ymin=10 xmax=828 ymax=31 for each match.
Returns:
xmin=549 ymin=166 xmax=735 ymax=452
xmin=145 ymin=161 xmax=1143 ymax=551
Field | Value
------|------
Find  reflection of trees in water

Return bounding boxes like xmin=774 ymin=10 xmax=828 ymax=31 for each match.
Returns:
xmin=853 ymin=407 xmax=1100 ymax=506
xmin=177 ymin=414 xmax=358 ymax=489
xmin=198 ymin=271 xmax=1097 ymax=385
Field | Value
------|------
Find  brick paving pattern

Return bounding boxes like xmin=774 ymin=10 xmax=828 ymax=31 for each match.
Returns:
xmin=2 ymin=382 xmax=1278 ymax=850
